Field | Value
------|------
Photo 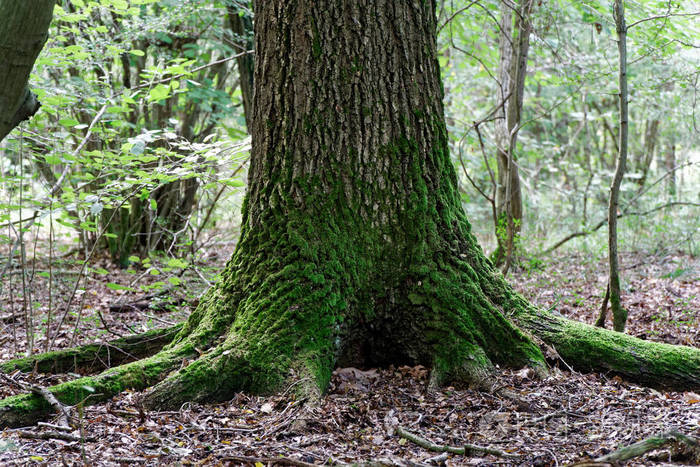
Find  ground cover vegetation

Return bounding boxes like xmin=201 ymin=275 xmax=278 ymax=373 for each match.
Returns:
xmin=0 ymin=0 xmax=699 ymax=465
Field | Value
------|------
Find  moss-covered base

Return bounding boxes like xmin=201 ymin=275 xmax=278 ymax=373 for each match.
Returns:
xmin=2 ymin=265 xmax=700 ymax=428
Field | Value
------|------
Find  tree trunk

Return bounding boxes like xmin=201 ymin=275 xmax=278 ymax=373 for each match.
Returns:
xmin=492 ymin=0 xmax=532 ymax=271
xmin=2 ymin=0 xmax=700 ymax=429
xmin=227 ymin=1 xmax=255 ymax=130
xmin=636 ymin=118 xmax=659 ymax=189
xmin=665 ymin=140 xmax=676 ymax=199
xmin=0 ymin=0 xmax=56 ymax=142
xmin=601 ymin=0 xmax=629 ymax=332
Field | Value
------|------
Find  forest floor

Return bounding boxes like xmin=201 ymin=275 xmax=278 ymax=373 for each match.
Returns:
xmin=0 ymin=249 xmax=698 ymax=466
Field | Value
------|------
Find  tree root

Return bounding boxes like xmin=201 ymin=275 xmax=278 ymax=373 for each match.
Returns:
xmin=516 ymin=308 xmax=700 ymax=391
xmin=0 ymin=347 xmax=191 ymax=428
xmin=395 ymin=425 xmax=519 ymax=459
xmin=0 ymin=323 xmax=182 ymax=375
xmin=595 ymin=430 xmax=698 ymax=463
xmin=0 ymin=374 xmax=72 ymax=428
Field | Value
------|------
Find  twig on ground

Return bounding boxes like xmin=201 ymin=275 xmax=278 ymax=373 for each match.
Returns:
xmin=16 ymin=430 xmax=95 ymax=442
xmin=220 ymin=455 xmax=316 ymax=467
xmin=37 ymin=421 xmax=72 ymax=432
xmin=424 ymin=452 xmax=449 ymax=465
xmin=396 ymin=426 xmax=519 ymax=459
xmin=594 ymin=430 xmax=698 ymax=463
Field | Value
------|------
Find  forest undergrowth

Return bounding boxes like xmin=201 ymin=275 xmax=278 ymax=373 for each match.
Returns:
xmin=0 ymin=243 xmax=698 ymax=466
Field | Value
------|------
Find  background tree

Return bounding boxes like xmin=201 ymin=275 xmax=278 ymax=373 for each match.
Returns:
xmin=597 ymin=0 xmax=629 ymax=332
xmin=492 ymin=0 xmax=534 ymax=271
xmin=1 ymin=0 xmax=700 ymax=428
xmin=0 ymin=0 xmax=56 ymax=142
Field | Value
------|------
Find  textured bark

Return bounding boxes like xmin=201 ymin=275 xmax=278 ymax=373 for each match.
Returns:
xmin=2 ymin=0 xmax=700 ymax=429
xmin=0 ymin=0 xmax=56 ymax=142
xmin=492 ymin=0 xmax=532 ymax=270
xmin=140 ymin=0 xmax=547 ymax=410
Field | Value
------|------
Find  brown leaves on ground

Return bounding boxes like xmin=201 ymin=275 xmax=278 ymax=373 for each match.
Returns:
xmin=0 ymin=251 xmax=698 ymax=465
xmin=1 ymin=365 xmax=699 ymax=465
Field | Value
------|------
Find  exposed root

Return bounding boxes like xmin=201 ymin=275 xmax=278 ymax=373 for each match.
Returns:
xmin=0 ymin=324 xmax=182 ymax=375
xmin=395 ymin=425 xmax=519 ymax=459
xmin=0 ymin=374 xmax=72 ymax=428
xmin=141 ymin=340 xmax=330 ymax=411
xmin=0 ymin=346 xmax=192 ymax=428
xmin=517 ymin=308 xmax=700 ymax=391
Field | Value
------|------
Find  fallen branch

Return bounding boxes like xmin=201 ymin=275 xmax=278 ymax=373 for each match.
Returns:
xmin=424 ymin=452 xmax=449 ymax=465
xmin=396 ymin=426 xmax=518 ymax=459
xmin=16 ymin=429 xmax=95 ymax=442
xmin=595 ymin=430 xmax=698 ymax=463
xmin=221 ymin=455 xmax=317 ymax=467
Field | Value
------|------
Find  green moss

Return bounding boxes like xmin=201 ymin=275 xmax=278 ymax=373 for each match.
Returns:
xmin=310 ymin=16 xmax=321 ymax=59
xmin=0 ymin=324 xmax=182 ymax=375
xmin=517 ymin=307 xmax=700 ymax=390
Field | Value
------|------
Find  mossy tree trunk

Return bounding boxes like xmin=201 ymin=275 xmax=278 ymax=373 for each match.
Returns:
xmin=141 ymin=0 xmax=548 ymax=408
xmin=2 ymin=0 xmax=700 ymax=429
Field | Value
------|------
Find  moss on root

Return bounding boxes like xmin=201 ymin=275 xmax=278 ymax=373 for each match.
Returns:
xmin=0 ymin=324 xmax=182 ymax=375
xmin=0 ymin=346 xmax=193 ymax=428
xmin=516 ymin=308 xmax=700 ymax=391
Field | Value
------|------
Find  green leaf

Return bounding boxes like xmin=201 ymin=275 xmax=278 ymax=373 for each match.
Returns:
xmin=59 ymin=118 xmax=80 ymax=127
xmin=167 ymin=258 xmax=188 ymax=269
xmin=148 ymin=84 xmax=170 ymax=102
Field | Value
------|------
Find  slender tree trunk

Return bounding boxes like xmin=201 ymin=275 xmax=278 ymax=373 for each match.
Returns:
xmin=227 ymin=1 xmax=255 ymax=130
xmin=665 ymin=140 xmax=676 ymax=199
xmin=0 ymin=0 xmax=56 ymax=142
xmin=492 ymin=0 xmax=532 ymax=271
xmin=603 ymin=0 xmax=629 ymax=332
xmin=637 ymin=118 xmax=659 ymax=189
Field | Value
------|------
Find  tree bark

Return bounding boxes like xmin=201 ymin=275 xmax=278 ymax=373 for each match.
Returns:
xmin=0 ymin=0 xmax=56 ymax=142
xmin=1 ymin=0 xmax=699 ymax=429
xmin=604 ymin=0 xmax=629 ymax=332
xmin=227 ymin=1 xmax=255 ymax=130
xmin=492 ymin=0 xmax=532 ymax=270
